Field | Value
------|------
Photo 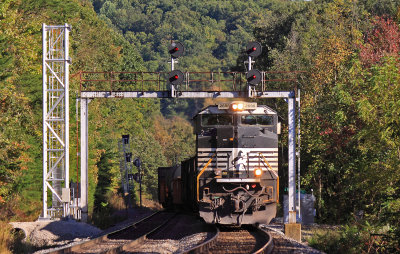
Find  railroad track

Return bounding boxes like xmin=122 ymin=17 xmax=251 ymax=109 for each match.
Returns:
xmin=48 ymin=212 xmax=272 ymax=254
xmin=200 ymin=225 xmax=273 ymax=254
xmin=119 ymin=213 xmax=218 ymax=253
xmin=123 ymin=220 xmax=272 ymax=254
xmin=49 ymin=211 xmax=176 ymax=254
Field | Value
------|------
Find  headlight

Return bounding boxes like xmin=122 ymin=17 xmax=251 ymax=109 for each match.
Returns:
xmin=231 ymin=103 xmax=244 ymax=111
xmin=255 ymin=168 xmax=262 ymax=177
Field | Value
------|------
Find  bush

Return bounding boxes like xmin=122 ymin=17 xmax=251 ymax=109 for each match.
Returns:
xmin=308 ymin=222 xmax=400 ymax=253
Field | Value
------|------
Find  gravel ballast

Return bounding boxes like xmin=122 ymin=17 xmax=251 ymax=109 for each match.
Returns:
xmin=10 ymin=220 xmax=102 ymax=248
xmin=9 ymin=208 xmax=155 ymax=253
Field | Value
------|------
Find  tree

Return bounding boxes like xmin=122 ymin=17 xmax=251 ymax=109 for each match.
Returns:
xmin=359 ymin=16 xmax=400 ymax=67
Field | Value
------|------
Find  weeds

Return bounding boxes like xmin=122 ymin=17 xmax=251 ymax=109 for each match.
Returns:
xmin=0 ymin=221 xmax=11 ymax=254
xmin=308 ymin=222 xmax=400 ymax=253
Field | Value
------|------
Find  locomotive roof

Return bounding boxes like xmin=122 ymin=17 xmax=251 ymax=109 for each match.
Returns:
xmin=195 ymin=104 xmax=277 ymax=115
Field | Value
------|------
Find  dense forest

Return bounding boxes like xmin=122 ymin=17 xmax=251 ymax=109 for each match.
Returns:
xmin=1 ymin=0 xmax=400 ymax=252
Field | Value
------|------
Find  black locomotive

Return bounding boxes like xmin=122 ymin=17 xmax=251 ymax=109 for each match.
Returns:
xmin=158 ymin=101 xmax=280 ymax=225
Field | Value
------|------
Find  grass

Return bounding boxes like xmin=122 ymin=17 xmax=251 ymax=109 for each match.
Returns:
xmin=0 ymin=221 xmax=12 ymax=254
xmin=0 ymin=220 xmax=36 ymax=254
xmin=305 ymin=223 xmax=399 ymax=254
xmin=306 ymin=227 xmax=343 ymax=253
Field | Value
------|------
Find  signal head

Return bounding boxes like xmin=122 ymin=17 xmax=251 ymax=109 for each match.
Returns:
xmin=133 ymin=173 xmax=141 ymax=183
xmin=133 ymin=158 xmax=141 ymax=168
xmin=122 ymin=134 xmax=130 ymax=144
xmin=246 ymin=41 xmax=262 ymax=57
xmin=168 ymin=70 xmax=184 ymax=85
xmin=246 ymin=69 xmax=262 ymax=85
xmin=168 ymin=42 xmax=185 ymax=58
xmin=125 ymin=153 xmax=132 ymax=162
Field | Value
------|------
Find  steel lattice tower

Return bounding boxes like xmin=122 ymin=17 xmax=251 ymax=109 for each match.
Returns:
xmin=41 ymin=24 xmax=71 ymax=219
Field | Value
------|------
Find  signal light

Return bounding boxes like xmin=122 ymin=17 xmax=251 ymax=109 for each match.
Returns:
xmin=133 ymin=173 xmax=141 ymax=183
xmin=168 ymin=70 xmax=184 ymax=85
xmin=122 ymin=135 xmax=130 ymax=144
xmin=125 ymin=153 xmax=132 ymax=163
xmin=168 ymin=42 xmax=184 ymax=58
xmin=255 ymin=168 xmax=262 ymax=177
xmin=246 ymin=69 xmax=262 ymax=85
xmin=246 ymin=41 xmax=262 ymax=57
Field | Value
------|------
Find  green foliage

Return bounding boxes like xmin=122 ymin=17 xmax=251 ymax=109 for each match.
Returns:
xmin=359 ymin=0 xmax=400 ymax=17
xmin=0 ymin=0 xmax=151 ymax=224
xmin=93 ymin=150 xmax=114 ymax=213
xmin=153 ymin=115 xmax=195 ymax=165
xmin=0 ymin=82 xmax=33 ymax=206
xmin=309 ymin=222 xmax=400 ymax=253
xmin=252 ymin=0 xmax=400 ymax=250
xmin=92 ymin=0 xmax=278 ymax=72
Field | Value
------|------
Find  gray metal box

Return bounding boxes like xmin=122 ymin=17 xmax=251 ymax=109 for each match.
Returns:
xmin=284 ymin=193 xmax=315 ymax=224
xmin=62 ymin=188 xmax=70 ymax=202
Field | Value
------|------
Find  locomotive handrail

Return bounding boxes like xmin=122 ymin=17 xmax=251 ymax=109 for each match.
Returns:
xmin=197 ymin=153 xmax=216 ymax=201
xmin=258 ymin=153 xmax=278 ymax=178
xmin=259 ymin=153 xmax=280 ymax=204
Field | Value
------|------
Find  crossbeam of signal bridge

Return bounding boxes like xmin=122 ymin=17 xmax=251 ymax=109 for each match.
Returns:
xmin=80 ymin=90 xmax=295 ymax=99
xmin=76 ymin=70 xmax=301 ymax=97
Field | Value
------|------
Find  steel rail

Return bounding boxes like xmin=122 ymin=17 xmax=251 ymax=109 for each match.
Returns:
xmin=181 ymin=225 xmax=220 ymax=254
xmin=254 ymin=226 xmax=274 ymax=254
xmin=206 ymin=225 xmax=274 ymax=254
xmin=108 ymin=213 xmax=178 ymax=253
xmin=47 ymin=210 xmax=175 ymax=254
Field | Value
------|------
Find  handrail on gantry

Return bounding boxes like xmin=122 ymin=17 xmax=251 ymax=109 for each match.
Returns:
xmin=74 ymin=70 xmax=305 ymax=94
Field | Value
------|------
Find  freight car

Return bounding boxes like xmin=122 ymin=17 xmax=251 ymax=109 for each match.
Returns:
xmin=158 ymin=101 xmax=280 ymax=225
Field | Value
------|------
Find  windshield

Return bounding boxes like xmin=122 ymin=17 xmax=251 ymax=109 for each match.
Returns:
xmin=202 ymin=114 xmax=233 ymax=126
xmin=241 ymin=115 xmax=274 ymax=126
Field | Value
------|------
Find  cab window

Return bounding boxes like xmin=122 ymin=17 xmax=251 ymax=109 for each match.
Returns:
xmin=241 ymin=115 xmax=273 ymax=126
xmin=202 ymin=114 xmax=232 ymax=126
